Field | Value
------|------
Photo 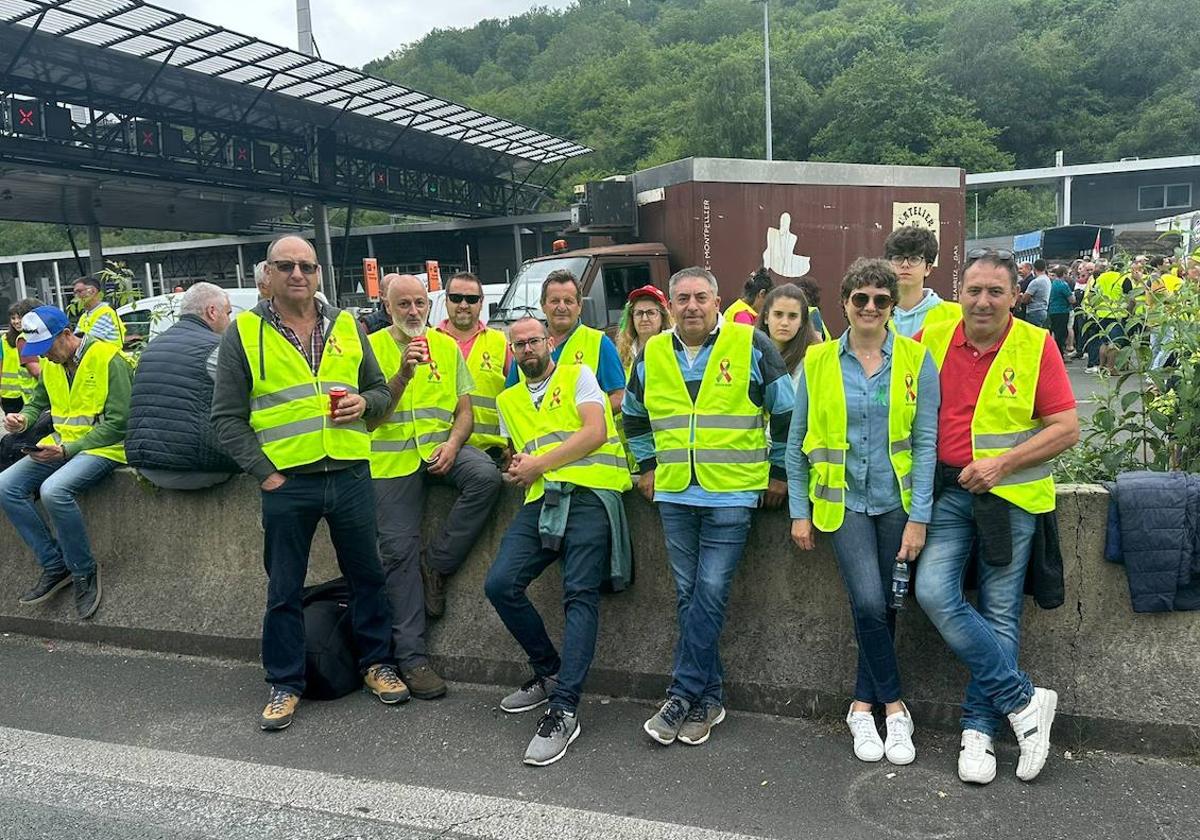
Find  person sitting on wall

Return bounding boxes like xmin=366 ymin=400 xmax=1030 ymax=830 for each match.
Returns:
xmin=72 ymin=274 xmax=126 ymax=346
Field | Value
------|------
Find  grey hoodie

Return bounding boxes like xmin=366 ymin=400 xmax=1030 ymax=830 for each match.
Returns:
xmin=210 ymin=298 xmax=390 ymax=481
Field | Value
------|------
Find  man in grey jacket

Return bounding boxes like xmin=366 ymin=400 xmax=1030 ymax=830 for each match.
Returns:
xmin=211 ymin=234 xmax=409 ymax=732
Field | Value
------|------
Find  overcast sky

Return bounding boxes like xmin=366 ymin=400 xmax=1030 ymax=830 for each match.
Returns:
xmin=157 ymin=0 xmax=572 ymax=69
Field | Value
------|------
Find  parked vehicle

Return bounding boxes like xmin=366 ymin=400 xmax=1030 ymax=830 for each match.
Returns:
xmin=117 ymin=288 xmax=260 ymax=348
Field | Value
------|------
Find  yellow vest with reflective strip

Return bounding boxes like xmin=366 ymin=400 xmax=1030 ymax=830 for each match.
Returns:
xmin=39 ymin=339 xmax=128 ymax=463
xmin=801 ymin=333 xmax=926 ymax=531
xmin=723 ymin=298 xmax=756 ymax=323
xmin=517 ymin=323 xmax=603 ymax=383
xmin=1087 ymin=271 xmax=1125 ymax=319
xmin=368 ymin=328 xmax=459 ymax=479
xmin=78 ymin=302 xmax=126 ymax=345
xmin=236 ymin=310 xmax=369 ymax=471
xmin=463 ymin=327 xmax=508 ymax=450
xmin=643 ymin=323 xmax=769 ymax=493
xmin=0 ymin=340 xmax=34 ymax=400
xmin=922 ymin=300 xmax=963 ymax=330
xmin=921 ymin=318 xmax=1056 ymax=514
xmin=496 ymin=363 xmax=631 ymax=503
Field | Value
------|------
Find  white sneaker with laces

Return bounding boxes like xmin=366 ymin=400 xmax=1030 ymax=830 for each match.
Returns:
xmin=846 ymin=708 xmax=884 ymax=762
xmin=1008 ymin=686 xmax=1058 ymax=781
xmin=958 ymin=729 xmax=996 ymax=784
xmin=883 ymin=704 xmax=915 ymax=765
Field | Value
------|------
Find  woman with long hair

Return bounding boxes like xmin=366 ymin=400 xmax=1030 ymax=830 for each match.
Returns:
xmin=755 ymin=284 xmax=818 ymax=385
xmin=724 ymin=267 xmax=773 ymax=325
xmin=616 ymin=285 xmax=672 ymax=375
xmin=788 ymin=258 xmax=939 ymax=766
xmin=1 ymin=298 xmax=43 ymax=414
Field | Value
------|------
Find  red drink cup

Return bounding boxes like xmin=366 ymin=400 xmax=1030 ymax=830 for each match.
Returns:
xmin=412 ymin=334 xmax=430 ymax=364
xmin=329 ymin=386 xmax=348 ymax=418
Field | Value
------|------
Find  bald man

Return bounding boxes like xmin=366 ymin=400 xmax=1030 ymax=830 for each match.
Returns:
xmin=362 ymin=272 xmax=399 ymax=334
xmin=367 ymin=274 xmax=501 ymax=700
xmin=212 ymin=234 xmax=409 ymax=731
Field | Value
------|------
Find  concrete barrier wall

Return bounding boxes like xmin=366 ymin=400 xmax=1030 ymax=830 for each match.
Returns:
xmin=0 ymin=471 xmax=1194 ymax=757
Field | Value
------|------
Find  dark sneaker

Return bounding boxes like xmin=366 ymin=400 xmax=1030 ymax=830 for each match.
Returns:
xmin=523 ymin=708 xmax=580 ymax=767
xmin=19 ymin=568 xmax=71 ymax=605
xmin=677 ymin=702 xmax=726 ymax=746
xmin=403 ymin=663 xmax=447 ymax=700
xmin=364 ymin=663 xmax=411 ymax=704
xmin=643 ymin=696 xmax=690 ymax=745
xmin=260 ymin=687 xmax=299 ymax=731
xmin=73 ymin=570 xmax=101 ymax=620
xmin=420 ymin=559 xmax=447 ymax=619
xmin=501 ymin=674 xmax=558 ymax=714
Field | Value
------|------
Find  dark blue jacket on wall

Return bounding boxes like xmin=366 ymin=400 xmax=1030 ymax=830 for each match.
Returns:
xmin=126 ymin=314 xmax=239 ymax=474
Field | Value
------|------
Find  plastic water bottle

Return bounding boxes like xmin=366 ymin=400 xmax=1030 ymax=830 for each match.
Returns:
xmin=891 ymin=560 xmax=910 ymax=610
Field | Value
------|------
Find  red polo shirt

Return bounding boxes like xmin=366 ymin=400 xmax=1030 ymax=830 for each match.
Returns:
xmin=918 ymin=318 xmax=1076 ymax=467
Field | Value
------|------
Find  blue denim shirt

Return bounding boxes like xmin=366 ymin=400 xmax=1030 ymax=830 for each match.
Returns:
xmin=787 ymin=331 xmax=940 ymax=523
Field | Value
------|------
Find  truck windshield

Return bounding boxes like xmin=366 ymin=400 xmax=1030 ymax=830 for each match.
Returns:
xmin=492 ymin=256 xmax=591 ymax=323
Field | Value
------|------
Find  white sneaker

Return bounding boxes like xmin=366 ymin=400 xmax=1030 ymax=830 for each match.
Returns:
xmin=846 ymin=708 xmax=884 ymax=762
xmin=958 ymin=729 xmax=996 ymax=784
xmin=1084 ymin=366 xmax=1100 ymax=374
xmin=1008 ymin=687 xmax=1058 ymax=781
xmin=883 ymin=704 xmax=915 ymax=765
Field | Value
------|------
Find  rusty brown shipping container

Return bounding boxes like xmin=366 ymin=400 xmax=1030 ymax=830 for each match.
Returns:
xmin=634 ymin=158 xmax=965 ymax=334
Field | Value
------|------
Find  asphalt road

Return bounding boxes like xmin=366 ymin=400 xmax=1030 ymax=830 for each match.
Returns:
xmin=0 ymin=634 xmax=1195 ymax=840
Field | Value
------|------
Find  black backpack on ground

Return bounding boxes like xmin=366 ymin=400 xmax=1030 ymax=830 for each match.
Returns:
xmin=301 ymin=577 xmax=360 ymax=700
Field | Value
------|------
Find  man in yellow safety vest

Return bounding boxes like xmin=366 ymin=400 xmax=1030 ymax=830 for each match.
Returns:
xmin=369 ymin=274 xmax=501 ymax=701
xmin=72 ymin=274 xmax=126 ymax=346
xmin=0 ymin=305 xmax=132 ymax=621
xmin=485 ymin=316 xmax=631 ymax=767
xmin=914 ymin=250 xmax=1079 ymax=786
xmin=211 ymin=234 xmax=409 ymax=732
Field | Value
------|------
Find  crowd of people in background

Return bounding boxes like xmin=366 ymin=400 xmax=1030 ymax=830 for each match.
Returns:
xmin=0 ymin=227 xmax=1092 ymax=785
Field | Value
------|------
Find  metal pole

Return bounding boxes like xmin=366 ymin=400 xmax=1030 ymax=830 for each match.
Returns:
xmin=763 ymin=0 xmax=773 ymax=162
xmin=236 ymin=244 xmax=245 ymax=288
xmin=296 ymin=0 xmax=314 ymax=55
xmin=51 ymin=262 xmax=62 ymax=308
xmin=1063 ymin=175 xmax=1073 ymax=226
xmin=974 ymin=193 xmax=979 ymax=240
xmin=15 ymin=260 xmax=27 ymax=299
xmin=87 ymin=224 xmax=103 ymax=275
xmin=298 ymin=0 xmax=336 ymax=306
xmin=144 ymin=262 xmax=153 ymax=297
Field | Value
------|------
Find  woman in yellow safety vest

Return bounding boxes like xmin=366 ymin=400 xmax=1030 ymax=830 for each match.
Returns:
xmin=723 ymin=267 xmax=773 ymax=325
xmin=787 ymin=258 xmax=940 ymax=767
xmin=1 ymin=298 xmax=43 ymax=414
xmin=754 ymin=283 xmax=820 ymax=386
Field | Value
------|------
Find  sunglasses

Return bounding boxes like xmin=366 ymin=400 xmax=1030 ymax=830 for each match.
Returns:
xmin=269 ymin=260 xmax=319 ymax=275
xmin=849 ymin=292 xmax=893 ymax=310
xmin=965 ymin=248 xmax=1015 ymax=263
xmin=447 ymin=292 xmax=482 ymax=304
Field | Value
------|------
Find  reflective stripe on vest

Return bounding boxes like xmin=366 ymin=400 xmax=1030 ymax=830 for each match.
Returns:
xmin=236 ymin=309 xmax=369 ymax=471
xmin=39 ymin=339 xmax=128 ymax=463
xmin=78 ymin=302 xmax=126 ymax=344
xmin=642 ymin=323 xmax=769 ymax=493
xmin=921 ymin=318 xmax=1056 ymax=513
xmin=464 ymin=327 xmax=508 ymax=449
xmin=495 ymin=363 xmax=631 ymax=503
xmin=368 ymin=327 xmax=460 ymax=479
xmin=800 ymin=332 xmax=926 ymax=531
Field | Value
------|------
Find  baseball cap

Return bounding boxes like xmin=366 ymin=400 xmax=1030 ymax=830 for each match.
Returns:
xmin=627 ymin=285 xmax=668 ymax=307
xmin=21 ymin=306 xmax=70 ymax=357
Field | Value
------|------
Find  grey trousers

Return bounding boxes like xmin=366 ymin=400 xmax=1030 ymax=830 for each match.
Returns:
xmin=374 ymin=444 xmax=502 ymax=667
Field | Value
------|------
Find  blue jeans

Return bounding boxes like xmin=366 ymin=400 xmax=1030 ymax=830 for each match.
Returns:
xmin=658 ymin=503 xmax=753 ymax=706
xmin=0 ymin=453 xmax=118 ymax=576
xmin=260 ymin=464 xmax=394 ymax=695
xmin=829 ymin=507 xmax=908 ymax=706
xmin=915 ymin=486 xmax=1035 ymax=737
xmin=484 ymin=489 xmax=609 ymax=714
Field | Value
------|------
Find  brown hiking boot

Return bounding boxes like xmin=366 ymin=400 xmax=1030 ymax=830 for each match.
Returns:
xmin=260 ymin=687 xmax=299 ymax=731
xmin=402 ymin=663 xmax=448 ymax=700
xmin=363 ymin=663 xmax=410 ymax=704
xmin=420 ymin=559 xmax=447 ymax=619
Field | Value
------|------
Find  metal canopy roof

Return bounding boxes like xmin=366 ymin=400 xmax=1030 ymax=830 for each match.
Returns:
xmin=0 ymin=0 xmax=591 ymax=170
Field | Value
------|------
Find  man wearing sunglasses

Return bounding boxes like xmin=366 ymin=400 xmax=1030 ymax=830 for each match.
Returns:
xmin=212 ymin=235 xmax=409 ymax=731
xmin=436 ymin=271 xmax=512 ymax=461
xmin=369 ymin=274 xmax=502 ymax=701
xmin=914 ymin=249 xmax=1079 ymax=785
xmin=884 ymin=226 xmax=961 ymax=337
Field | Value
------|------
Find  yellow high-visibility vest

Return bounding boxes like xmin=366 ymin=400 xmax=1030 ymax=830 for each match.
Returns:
xmin=642 ymin=323 xmax=769 ymax=493
xmin=921 ymin=318 xmax=1056 ymax=513
xmin=496 ymin=363 xmax=630 ymax=503
xmin=800 ymin=333 xmax=927 ymax=531
xmin=236 ymin=309 xmax=369 ymax=471
xmin=463 ymin=327 xmax=508 ymax=450
xmin=723 ymin=298 xmax=757 ymax=323
xmin=368 ymin=328 xmax=459 ymax=479
xmin=0 ymin=340 xmax=34 ymax=400
xmin=77 ymin=301 xmax=126 ymax=345
xmin=39 ymin=339 xmax=128 ymax=463
xmin=518 ymin=322 xmax=603 ymax=382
